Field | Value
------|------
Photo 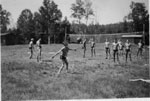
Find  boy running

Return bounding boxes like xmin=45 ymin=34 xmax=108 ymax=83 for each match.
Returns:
xmin=90 ymin=38 xmax=96 ymax=57
xmin=36 ymin=38 xmax=42 ymax=62
xmin=82 ymin=38 xmax=87 ymax=58
xmin=105 ymin=38 xmax=111 ymax=59
xmin=51 ymin=41 xmax=76 ymax=75
xmin=125 ymin=40 xmax=132 ymax=62
xmin=112 ymin=39 xmax=119 ymax=62
xmin=29 ymin=38 xmax=34 ymax=59
xmin=137 ymin=40 xmax=144 ymax=58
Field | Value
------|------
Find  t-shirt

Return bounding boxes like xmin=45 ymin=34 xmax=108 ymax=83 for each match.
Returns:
xmin=125 ymin=43 xmax=131 ymax=50
xmin=105 ymin=42 xmax=110 ymax=48
xmin=118 ymin=41 xmax=123 ymax=49
xmin=61 ymin=46 xmax=69 ymax=57
xmin=29 ymin=41 xmax=33 ymax=48
xmin=36 ymin=40 xmax=41 ymax=48
xmin=112 ymin=42 xmax=119 ymax=50
xmin=91 ymin=41 xmax=95 ymax=48
xmin=138 ymin=42 xmax=143 ymax=48
xmin=83 ymin=40 xmax=86 ymax=48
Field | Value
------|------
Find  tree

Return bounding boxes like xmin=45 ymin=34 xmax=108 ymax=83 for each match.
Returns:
xmin=0 ymin=4 xmax=11 ymax=33
xmin=17 ymin=9 xmax=34 ymax=43
xmin=71 ymin=0 xmax=85 ymax=25
xmin=127 ymin=1 xmax=149 ymax=32
xmin=83 ymin=0 xmax=94 ymax=25
xmin=39 ymin=0 xmax=62 ymax=44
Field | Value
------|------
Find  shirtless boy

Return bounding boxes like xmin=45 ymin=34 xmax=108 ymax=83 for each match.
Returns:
xmin=125 ymin=40 xmax=132 ymax=62
xmin=36 ymin=38 xmax=42 ymax=62
xmin=90 ymin=38 xmax=96 ymax=57
xmin=104 ymin=38 xmax=111 ymax=59
xmin=112 ymin=39 xmax=119 ymax=62
xmin=29 ymin=38 xmax=34 ymax=59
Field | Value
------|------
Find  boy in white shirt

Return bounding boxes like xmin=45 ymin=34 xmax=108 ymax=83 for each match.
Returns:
xmin=125 ymin=40 xmax=132 ymax=62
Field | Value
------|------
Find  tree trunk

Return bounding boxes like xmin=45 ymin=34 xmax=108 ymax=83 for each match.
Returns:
xmin=48 ymin=35 xmax=50 ymax=44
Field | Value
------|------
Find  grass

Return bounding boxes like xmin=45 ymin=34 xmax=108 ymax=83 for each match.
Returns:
xmin=1 ymin=43 xmax=150 ymax=100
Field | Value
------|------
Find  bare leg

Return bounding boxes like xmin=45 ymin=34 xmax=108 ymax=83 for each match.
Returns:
xmin=137 ymin=49 xmax=140 ymax=57
xmin=83 ymin=48 xmax=86 ymax=58
xmin=94 ymin=48 xmax=96 ymax=56
xmin=91 ymin=48 xmax=93 ymax=57
xmin=113 ymin=51 xmax=115 ymax=62
xmin=63 ymin=58 xmax=69 ymax=72
xmin=117 ymin=51 xmax=119 ymax=62
xmin=29 ymin=49 xmax=33 ymax=59
xmin=57 ymin=63 xmax=64 ymax=75
xmin=129 ymin=52 xmax=132 ymax=61
xmin=126 ymin=51 xmax=128 ymax=63
xmin=106 ymin=49 xmax=108 ymax=59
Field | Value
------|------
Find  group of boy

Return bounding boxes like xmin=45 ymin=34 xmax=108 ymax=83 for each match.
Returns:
xmin=104 ymin=38 xmax=144 ymax=63
xmin=28 ymin=37 xmax=144 ymax=76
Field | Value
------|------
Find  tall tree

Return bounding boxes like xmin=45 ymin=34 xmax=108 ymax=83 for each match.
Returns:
xmin=0 ymin=4 xmax=11 ymax=33
xmin=71 ymin=0 xmax=85 ymax=25
xmin=127 ymin=1 xmax=149 ymax=32
xmin=39 ymin=0 xmax=62 ymax=44
xmin=83 ymin=0 xmax=94 ymax=25
xmin=17 ymin=9 xmax=34 ymax=42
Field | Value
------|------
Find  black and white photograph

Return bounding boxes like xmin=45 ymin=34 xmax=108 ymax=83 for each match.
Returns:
xmin=1 ymin=0 xmax=150 ymax=100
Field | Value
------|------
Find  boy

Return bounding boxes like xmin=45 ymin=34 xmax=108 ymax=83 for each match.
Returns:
xmin=29 ymin=38 xmax=34 ymax=59
xmin=82 ymin=38 xmax=87 ymax=58
xmin=118 ymin=39 xmax=124 ymax=56
xmin=137 ymin=40 xmax=144 ymax=58
xmin=90 ymin=38 xmax=96 ymax=57
xmin=105 ymin=38 xmax=111 ymax=59
xmin=36 ymin=38 xmax=42 ymax=62
xmin=125 ymin=40 xmax=132 ymax=62
xmin=112 ymin=39 xmax=119 ymax=62
xmin=51 ymin=41 xmax=76 ymax=75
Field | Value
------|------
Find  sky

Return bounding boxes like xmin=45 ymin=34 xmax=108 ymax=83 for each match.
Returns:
xmin=1 ymin=0 xmax=149 ymax=28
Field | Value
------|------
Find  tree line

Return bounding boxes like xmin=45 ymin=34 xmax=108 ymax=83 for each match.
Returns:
xmin=0 ymin=0 xmax=149 ymax=45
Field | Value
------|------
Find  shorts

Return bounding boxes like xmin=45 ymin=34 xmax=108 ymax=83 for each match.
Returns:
xmin=120 ymin=48 xmax=123 ymax=51
xmin=113 ymin=50 xmax=118 ymax=53
xmin=82 ymin=47 xmax=86 ymax=50
xmin=138 ymin=48 xmax=142 ymax=51
xmin=60 ymin=55 xmax=67 ymax=60
xmin=29 ymin=47 xmax=32 ymax=49
xmin=91 ymin=46 xmax=95 ymax=49
xmin=126 ymin=49 xmax=130 ymax=52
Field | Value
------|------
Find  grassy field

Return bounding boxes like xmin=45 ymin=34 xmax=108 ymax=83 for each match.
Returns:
xmin=1 ymin=43 xmax=150 ymax=100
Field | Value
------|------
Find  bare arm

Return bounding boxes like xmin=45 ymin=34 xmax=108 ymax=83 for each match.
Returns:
xmin=51 ymin=48 xmax=63 ymax=59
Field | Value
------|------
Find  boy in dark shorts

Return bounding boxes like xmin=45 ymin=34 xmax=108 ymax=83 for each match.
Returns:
xmin=36 ymin=38 xmax=42 ymax=62
xmin=137 ymin=40 xmax=144 ymax=58
xmin=90 ymin=38 xmax=96 ymax=57
xmin=29 ymin=38 xmax=34 ymax=59
xmin=51 ymin=41 xmax=76 ymax=75
xmin=125 ymin=40 xmax=132 ymax=62
xmin=105 ymin=38 xmax=111 ymax=59
xmin=112 ymin=39 xmax=119 ymax=63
